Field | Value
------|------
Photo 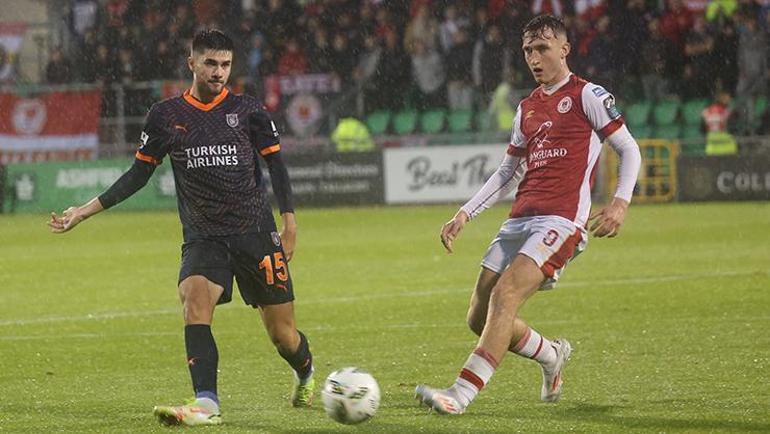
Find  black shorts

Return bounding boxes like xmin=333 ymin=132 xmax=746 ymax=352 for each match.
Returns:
xmin=178 ymin=231 xmax=294 ymax=307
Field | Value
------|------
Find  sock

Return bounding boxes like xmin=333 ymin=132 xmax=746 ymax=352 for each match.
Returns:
xmin=185 ymin=324 xmax=219 ymax=404
xmin=451 ymin=347 xmax=499 ymax=407
xmin=194 ymin=396 xmax=220 ymax=413
xmin=510 ymin=327 xmax=557 ymax=367
xmin=279 ymin=330 xmax=313 ymax=383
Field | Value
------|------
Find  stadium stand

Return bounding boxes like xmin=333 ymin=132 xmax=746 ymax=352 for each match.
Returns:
xmin=15 ymin=0 xmax=766 ymax=149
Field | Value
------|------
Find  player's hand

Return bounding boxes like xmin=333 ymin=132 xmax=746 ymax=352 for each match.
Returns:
xmin=440 ymin=210 xmax=469 ymax=253
xmin=48 ymin=206 xmax=86 ymax=233
xmin=280 ymin=212 xmax=297 ymax=261
xmin=588 ymin=198 xmax=629 ymax=238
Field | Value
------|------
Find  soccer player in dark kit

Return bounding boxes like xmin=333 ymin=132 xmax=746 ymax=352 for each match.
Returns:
xmin=49 ymin=30 xmax=315 ymax=426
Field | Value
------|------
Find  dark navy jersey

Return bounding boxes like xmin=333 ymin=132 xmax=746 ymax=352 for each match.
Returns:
xmin=136 ymin=88 xmax=282 ymax=237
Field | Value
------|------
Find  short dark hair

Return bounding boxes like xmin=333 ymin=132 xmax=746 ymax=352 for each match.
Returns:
xmin=522 ymin=14 xmax=567 ymax=40
xmin=192 ymin=29 xmax=234 ymax=54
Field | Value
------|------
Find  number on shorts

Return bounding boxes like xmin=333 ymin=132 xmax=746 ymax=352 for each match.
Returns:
xmin=258 ymin=252 xmax=288 ymax=285
xmin=543 ymin=229 xmax=559 ymax=247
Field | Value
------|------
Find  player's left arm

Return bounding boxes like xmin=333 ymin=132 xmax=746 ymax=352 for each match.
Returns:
xmin=249 ymin=108 xmax=297 ymax=260
xmin=582 ymin=84 xmax=642 ymax=238
xmin=263 ymin=151 xmax=296 ymax=260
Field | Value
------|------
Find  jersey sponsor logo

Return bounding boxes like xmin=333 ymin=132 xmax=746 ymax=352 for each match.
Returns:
xmin=527 ymin=121 xmax=568 ymax=169
xmin=557 ymin=96 xmax=572 ymax=114
xmin=603 ymin=95 xmax=621 ymax=120
xmin=531 ymin=121 xmax=553 ymax=149
xmin=226 ymin=113 xmax=239 ymax=128
xmin=184 ymin=144 xmax=240 ymax=169
xmin=270 ymin=121 xmax=279 ymax=138
xmin=525 ymin=110 xmax=535 ymax=120
xmin=140 ymin=131 xmax=149 ymax=147
xmin=592 ymin=87 xmax=608 ymax=97
xmin=529 ymin=147 xmax=568 ymax=163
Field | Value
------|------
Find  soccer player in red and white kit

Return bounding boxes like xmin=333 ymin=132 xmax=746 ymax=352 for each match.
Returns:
xmin=416 ymin=15 xmax=642 ymax=414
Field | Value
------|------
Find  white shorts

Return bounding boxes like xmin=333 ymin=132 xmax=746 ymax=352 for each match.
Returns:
xmin=480 ymin=215 xmax=587 ymax=289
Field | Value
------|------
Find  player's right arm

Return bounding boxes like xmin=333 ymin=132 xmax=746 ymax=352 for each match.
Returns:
xmin=49 ymin=106 xmax=169 ymax=233
xmin=440 ymin=105 xmax=527 ymax=253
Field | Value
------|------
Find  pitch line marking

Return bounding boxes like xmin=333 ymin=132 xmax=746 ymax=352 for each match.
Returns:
xmin=0 ymin=269 xmax=766 ymax=327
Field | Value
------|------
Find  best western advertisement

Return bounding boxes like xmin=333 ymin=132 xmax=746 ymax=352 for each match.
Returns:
xmin=384 ymin=144 xmax=513 ymax=204
xmin=678 ymin=155 xmax=770 ymax=202
xmin=3 ymin=159 xmax=176 ymax=213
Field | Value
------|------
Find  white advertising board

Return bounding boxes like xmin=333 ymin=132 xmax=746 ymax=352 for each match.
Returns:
xmin=384 ymin=144 xmax=514 ymax=204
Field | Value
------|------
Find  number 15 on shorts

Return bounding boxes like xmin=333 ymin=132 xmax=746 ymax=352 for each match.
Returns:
xmin=259 ymin=252 xmax=288 ymax=286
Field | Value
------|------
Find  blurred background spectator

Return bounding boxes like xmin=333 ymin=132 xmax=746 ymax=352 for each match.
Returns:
xmin=45 ymin=46 xmax=73 ymax=84
xmin=15 ymin=0 xmax=766 ymax=140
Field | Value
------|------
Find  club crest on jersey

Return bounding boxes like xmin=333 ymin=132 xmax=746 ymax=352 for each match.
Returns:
xmin=557 ymin=96 xmax=572 ymax=114
xmin=271 ymin=231 xmax=282 ymax=247
xmin=226 ymin=113 xmax=239 ymax=128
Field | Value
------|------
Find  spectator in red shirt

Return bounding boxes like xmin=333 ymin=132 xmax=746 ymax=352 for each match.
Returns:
xmin=660 ymin=0 xmax=694 ymax=54
xmin=277 ymin=38 xmax=309 ymax=76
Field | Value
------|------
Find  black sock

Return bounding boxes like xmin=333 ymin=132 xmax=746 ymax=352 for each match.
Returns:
xmin=279 ymin=330 xmax=313 ymax=381
xmin=185 ymin=324 xmax=219 ymax=401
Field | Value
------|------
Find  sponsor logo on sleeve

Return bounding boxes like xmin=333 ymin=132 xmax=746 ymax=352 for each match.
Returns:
xmin=139 ymin=131 xmax=149 ymax=148
xmin=592 ymin=87 xmax=608 ymax=97
xmin=603 ymin=95 xmax=621 ymax=120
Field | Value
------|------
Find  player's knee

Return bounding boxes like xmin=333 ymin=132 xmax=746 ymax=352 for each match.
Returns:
xmin=183 ymin=301 xmax=212 ymax=324
xmin=488 ymin=283 xmax=524 ymax=315
xmin=182 ymin=289 xmax=214 ymax=324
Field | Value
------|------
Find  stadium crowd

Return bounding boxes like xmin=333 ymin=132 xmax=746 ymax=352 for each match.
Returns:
xmin=48 ymin=0 xmax=769 ymax=129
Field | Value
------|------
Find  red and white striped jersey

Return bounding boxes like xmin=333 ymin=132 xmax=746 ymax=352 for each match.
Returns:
xmin=507 ymin=74 xmax=624 ymax=228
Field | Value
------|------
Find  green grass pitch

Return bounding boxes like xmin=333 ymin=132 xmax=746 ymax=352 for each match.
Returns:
xmin=1 ymin=202 xmax=769 ymax=433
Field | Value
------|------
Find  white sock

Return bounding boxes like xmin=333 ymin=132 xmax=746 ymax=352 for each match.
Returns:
xmin=510 ymin=327 xmax=557 ymax=367
xmin=451 ymin=347 xmax=499 ymax=407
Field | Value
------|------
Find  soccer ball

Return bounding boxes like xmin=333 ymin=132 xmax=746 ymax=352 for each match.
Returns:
xmin=321 ymin=367 xmax=380 ymax=425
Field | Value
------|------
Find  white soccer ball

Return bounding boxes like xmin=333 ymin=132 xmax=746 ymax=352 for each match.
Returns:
xmin=321 ymin=367 xmax=380 ymax=425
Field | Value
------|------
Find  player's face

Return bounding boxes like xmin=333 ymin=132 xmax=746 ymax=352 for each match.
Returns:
xmin=522 ymin=28 xmax=570 ymax=86
xmin=189 ymin=49 xmax=232 ymax=96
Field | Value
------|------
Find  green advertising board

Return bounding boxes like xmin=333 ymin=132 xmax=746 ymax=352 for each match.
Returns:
xmin=3 ymin=159 xmax=177 ymax=213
